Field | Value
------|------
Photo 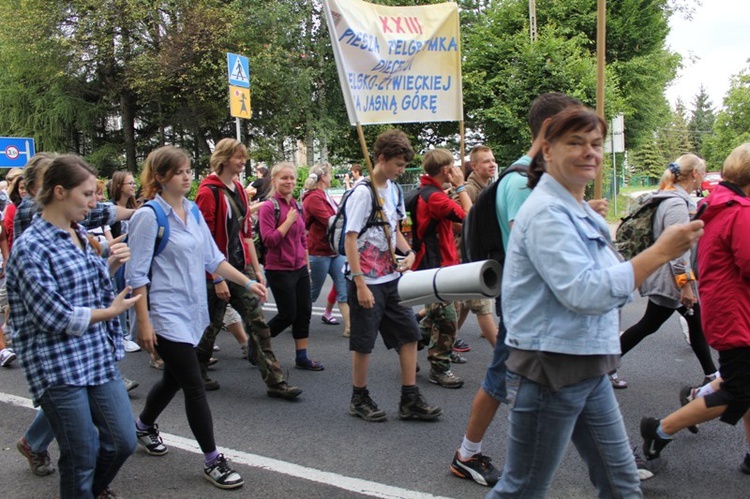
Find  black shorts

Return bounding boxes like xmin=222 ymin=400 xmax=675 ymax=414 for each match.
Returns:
xmin=704 ymin=347 xmax=750 ymax=425
xmin=347 ymin=279 xmax=421 ymax=354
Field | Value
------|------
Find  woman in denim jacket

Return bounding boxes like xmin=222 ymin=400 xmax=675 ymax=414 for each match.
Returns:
xmin=487 ymin=107 xmax=704 ymax=498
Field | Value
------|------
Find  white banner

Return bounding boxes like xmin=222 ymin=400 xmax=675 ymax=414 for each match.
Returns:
xmin=323 ymin=0 xmax=463 ymax=125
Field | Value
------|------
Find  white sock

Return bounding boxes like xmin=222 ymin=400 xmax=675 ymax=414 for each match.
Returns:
xmin=697 ymin=383 xmax=716 ymax=398
xmin=458 ymin=436 xmax=481 ymax=460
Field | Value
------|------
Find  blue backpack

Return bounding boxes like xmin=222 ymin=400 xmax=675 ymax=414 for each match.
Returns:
xmin=114 ymin=200 xmax=201 ymax=290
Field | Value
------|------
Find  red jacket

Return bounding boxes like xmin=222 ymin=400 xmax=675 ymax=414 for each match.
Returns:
xmin=195 ymin=174 xmax=252 ymax=271
xmin=302 ymin=188 xmax=336 ymax=257
xmin=412 ymin=175 xmax=465 ymax=270
xmin=697 ymin=183 xmax=750 ymax=350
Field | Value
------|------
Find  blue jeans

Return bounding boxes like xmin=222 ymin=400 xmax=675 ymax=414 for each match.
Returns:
xmin=24 ymin=409 xmax=56 ymax=453
xmin=40 ymin=379 xmax=136 ymax=499
xmin=487 ymin=373 xmax=641 ymax=499
xmin=309 ymin=254 xmax=347 ymax=303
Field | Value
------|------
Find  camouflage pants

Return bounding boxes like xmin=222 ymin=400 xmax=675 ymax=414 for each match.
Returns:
xmin=423 ymin=301 xmax=458 ymax=372
xmin=195 ymin=269 xmax=284 ymax=388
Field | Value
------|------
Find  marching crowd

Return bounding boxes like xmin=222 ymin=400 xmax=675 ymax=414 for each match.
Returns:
xmin=1 ymin=93 xmax=750 ymax=499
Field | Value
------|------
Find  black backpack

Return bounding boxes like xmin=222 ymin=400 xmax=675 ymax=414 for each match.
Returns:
xmin=461 ymin=161 xmax=529 ymax=264
xmin=403 ymin=183 xmax=442 ymax=270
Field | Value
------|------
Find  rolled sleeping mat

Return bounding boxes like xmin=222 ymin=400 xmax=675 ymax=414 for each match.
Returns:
xmin=398 ymin=260 xmax=502 ymax=307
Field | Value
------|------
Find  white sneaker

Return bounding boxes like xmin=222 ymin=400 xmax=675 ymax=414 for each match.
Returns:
xmin=123 ymin=339 xmax=141 ymax=352
xmin=0 ymin=348 xmax=17 ymax=367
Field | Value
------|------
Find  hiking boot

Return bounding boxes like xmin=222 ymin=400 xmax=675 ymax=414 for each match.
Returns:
xmin=453 ymin=338 xmax=471 ymax=352
xmin=679 ymin=386 xmax=699 ymax=433
xmin=399 ymin=389 xmax=442 ymax=421
xmin=633 ymin=447 xmax=664 ymax=481
xmin=96 ymin=488 xmax=120 ymax=499
xmin=16 ymin=437 xmax=56 ymax=476
xmin=349 ymin=390 xmax=387 ymax=422
xmin=429 ymin=368 xmax=464 ymax=389
xmin=204 ymin=453 xmax=244 ymax=489
xmin=267 ymin=382 xmax=302 ymax=400
xmin=203 ymin=377 xmax=220 ymax=391
xmin=450 ymin=451 xmax=500 ymax=487
xmin=741 ymin=453 xmax=750 ymax=475
xmin=136 ymin=423 xmax=168 ymax=456
xmin=641 ymin=417 xmax=672 ymax=460
xmin=200 ymin=363 xmax=220 ymax=391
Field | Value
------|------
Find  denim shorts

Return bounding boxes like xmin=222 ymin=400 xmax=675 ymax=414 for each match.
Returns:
xmin=481 ymin=319 xmax=510 ymax=403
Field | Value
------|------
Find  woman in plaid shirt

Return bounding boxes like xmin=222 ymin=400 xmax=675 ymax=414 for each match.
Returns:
xmin=7 ymin=155 xmax=140 ymax=499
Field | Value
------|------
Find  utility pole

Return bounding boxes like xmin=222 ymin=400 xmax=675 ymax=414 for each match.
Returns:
xmin=529 ymin=0 xmax=537 ymax=41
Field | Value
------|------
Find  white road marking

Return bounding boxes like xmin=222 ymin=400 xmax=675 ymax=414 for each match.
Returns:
xmin=0 ymin=392 xmax=452 ymax=499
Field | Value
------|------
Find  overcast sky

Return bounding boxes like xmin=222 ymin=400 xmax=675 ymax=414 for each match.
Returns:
xmin=665 ymin=0 xmax=750 ymax=111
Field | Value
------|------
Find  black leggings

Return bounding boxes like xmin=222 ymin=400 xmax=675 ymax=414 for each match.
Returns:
xmin=620 ymin=299 xmax=717 ymax=376
xmin=139 ymin=335 xmax=215 ymax=453
xmin=265 ymin=266 xmax=312 ymax=340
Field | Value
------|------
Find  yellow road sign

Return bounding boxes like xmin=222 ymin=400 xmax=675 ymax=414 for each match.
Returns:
xmin=229 ymin=85 xmax=251 ymax=119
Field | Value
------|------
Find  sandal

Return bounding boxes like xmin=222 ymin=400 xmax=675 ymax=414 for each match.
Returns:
xmin=609 ymin=372 xmax=628 ymax=389
xmin=321 ymin=314 xmax=340 ymax=325
xmin=295 ymin=358 xmax=325 ymax=371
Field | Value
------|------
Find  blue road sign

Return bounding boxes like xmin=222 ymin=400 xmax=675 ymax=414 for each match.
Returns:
xmin=0 ymin=137 xmax=35 ymax=168
xmin=227 ymin=53 xmax=250 ymax=88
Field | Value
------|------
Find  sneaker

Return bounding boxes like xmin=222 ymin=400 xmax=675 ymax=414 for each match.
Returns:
xmin=0 ymin=348 xmax=17 ymax=367
xmin=741 ymin=453 xmax=750 ymax=475
xmin=450 ymin=451 xmax=500 ymax=487
xmin=123 ymin=339 xmax=141 ymax=352
xmin=213 ymin=345 xmax=221 ymax=351
xmin=350 ymin=390 xmax=387 ymax=422
xmin=204 ymin=454 xmax=244 ymax=489
xmin=399 ymin=389 xmax=442 ymax=421
xmin=149 ymin=357 xmax=164 ymax=370
xmin=16 ymin=437 xmax=56 ymax=476
xmin=136 ymin=423 xmax=168 ymax=456
xmin=122 ymin=376 xmax=139 ymax=392
xmin=429 ymin=368 xmax=464 ymax=389
xmin=633 ymin=447 xmax=664 ymax=481
xmin=267 ymin=382 xmax=302 ymax=400
xmin=450 ymin=352 xmax=467 ymax=364
xmin=679 ymin=386 xmax=699 ymax=434
xmin=640 ymin=417 xmax=672 ymax=460
xmin=453 ymin=338 xmax=471 ymax=352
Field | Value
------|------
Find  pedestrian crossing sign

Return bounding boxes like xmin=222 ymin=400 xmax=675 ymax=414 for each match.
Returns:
xmin=227 ymin=53 xmax=250 ymax=88
xmin=229 ymin=85 xmax=252 ymax=119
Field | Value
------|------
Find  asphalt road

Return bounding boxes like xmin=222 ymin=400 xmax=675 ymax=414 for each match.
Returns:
xmin=1 ymin=285 xmax=748 ymax=498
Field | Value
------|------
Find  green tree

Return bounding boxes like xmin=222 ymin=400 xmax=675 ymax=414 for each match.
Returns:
xmin=702 ymin=70 xmax=750 ymax=169
xmin=688 ymin=85 xmax=716 ymax=156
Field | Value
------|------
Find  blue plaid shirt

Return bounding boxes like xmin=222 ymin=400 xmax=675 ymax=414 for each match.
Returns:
xmin=14 ymin=195 xmax=117 ymax=239
xmin=6 ymin=216 xmax=122 ymax=406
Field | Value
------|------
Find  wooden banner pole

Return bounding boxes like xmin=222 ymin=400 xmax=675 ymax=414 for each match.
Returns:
xmin=594 ymin=0 xmax=606 ymax=199
xmin=355 ymin=122 xmax=397 ymax=265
